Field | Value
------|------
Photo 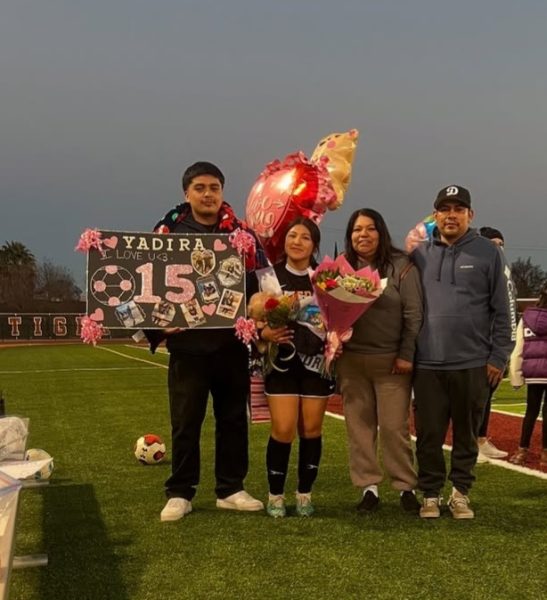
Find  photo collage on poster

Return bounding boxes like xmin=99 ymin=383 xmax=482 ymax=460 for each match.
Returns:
xmin=86 ymin=231 xmax=245 ymax=329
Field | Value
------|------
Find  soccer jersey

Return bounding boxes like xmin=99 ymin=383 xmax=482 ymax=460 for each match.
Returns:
xmin=272 ymin=263 xmax=326 ymax=372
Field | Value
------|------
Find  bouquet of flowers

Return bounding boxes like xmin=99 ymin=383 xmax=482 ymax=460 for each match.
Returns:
xmin=247 ymin=291 xmax=300 ymax=373
xmin=311 ymin=254 xmax=386 ymax=373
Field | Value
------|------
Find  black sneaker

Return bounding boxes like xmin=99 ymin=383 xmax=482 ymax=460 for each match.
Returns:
xmin=356 ymin=490 xmax=379 ymax=513
xmin=400 ymin=491 xmax=420 ymax=514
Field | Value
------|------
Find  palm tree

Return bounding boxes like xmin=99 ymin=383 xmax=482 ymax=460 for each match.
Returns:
xmin=0 ymin=241 xmax=36 ymax=266
xmin=0 ymin=241 xmax=37 ymax=307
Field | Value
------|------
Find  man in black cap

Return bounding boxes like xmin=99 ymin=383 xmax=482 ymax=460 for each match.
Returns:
xmin=411 ymin=185 xmax=514 ymax=519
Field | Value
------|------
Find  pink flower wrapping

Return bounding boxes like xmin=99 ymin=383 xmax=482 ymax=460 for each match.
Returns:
xmin=311 ymin=255 xmax=386 ymax=372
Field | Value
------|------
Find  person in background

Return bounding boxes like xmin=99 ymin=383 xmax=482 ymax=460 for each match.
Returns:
xmin=254 ymin=217 xmax=335 ymax=517
xmin=412 ymin=186 xmax=514 ymax=520
xmin=148 ymin=161 xmax=265 ymax=521
xmin=509 ymin=281 xmax=547 ymax=468
xmin=476 ymin=226 xmax=517 ymax=462
xmin=337 ymin=208 xmax=423 ymax=514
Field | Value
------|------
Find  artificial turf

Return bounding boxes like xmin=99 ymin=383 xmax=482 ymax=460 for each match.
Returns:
xmin=1 ymin=344 xmax=545 ymax=600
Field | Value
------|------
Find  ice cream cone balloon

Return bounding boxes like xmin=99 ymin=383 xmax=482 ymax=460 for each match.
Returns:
xmin=310 ymin=129 xmax=359 ymax=210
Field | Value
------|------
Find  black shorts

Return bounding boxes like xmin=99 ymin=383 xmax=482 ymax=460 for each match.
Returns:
xmin=264 ymin=354 xmax=335 ymax=398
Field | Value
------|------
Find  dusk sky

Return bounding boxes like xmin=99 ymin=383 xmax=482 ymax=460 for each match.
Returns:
xmin=2 ymin=1 xmax=547 ymax=288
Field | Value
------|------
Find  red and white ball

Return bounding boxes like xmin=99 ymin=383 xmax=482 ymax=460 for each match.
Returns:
xmin=134 ymin=434 xmax=166 ymax=465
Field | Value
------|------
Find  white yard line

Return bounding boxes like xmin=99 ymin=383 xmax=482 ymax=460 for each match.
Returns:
xmin=96 ymin=345 xmax=168 ymax=369
xmin=125 ymin=344 xmax=169 ymax=354
xmin=325 ymin=412 xmax=547 ymax=480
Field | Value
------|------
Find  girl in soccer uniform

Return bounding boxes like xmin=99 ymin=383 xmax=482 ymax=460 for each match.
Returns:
xmin=257 ymin=218 xmax=334 ymax=517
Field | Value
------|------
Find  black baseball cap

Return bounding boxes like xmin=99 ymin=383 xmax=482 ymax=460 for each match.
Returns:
xmin=434 ymin=185 xmax=472 ymax=209
xmin=479 ymin=226 xmax=504 ymax=242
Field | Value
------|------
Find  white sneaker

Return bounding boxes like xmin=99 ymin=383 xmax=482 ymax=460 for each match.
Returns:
xmin=478 ymin=439 xmax=508 ymax=459
xmin=216 ymin=490 xmax=264 ymax=511
xmin=160 ymin=497 xmax=192 ymax=522
xmin=476 ymin=451 xmax=489 ymax=464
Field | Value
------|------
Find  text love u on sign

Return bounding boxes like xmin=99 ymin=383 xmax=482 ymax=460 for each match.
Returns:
xmin=86 ymin=231 xmax=246 ymax=329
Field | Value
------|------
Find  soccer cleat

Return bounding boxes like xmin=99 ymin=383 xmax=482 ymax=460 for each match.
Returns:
xmin=216 ymin=490 xmax=264 ymax=511
xmin=160 ymin=497 xmax=192 ymax=522
xmin=478 ymin=439 xmax=508 ymax=460
xmin=400 ymin=490 xmax=421 ymax=514
xmin=266 ymin=494 xmax=286 ymax=518
xmin=356 ymin=490 xmax=379 ymax=513
xmin=448 ymin=490 xmax=474 ymax=519
xmin=419 ymin=496 xmax=441 ymax=519
xmin=295 ymin=492 xmax=315 ymax=517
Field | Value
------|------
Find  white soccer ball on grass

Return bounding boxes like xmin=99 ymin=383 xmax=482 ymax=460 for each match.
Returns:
xmin=24 ymin=448 xmax=54 ymax=480
xmin=134 ymin=434 xmax=166 ymax=465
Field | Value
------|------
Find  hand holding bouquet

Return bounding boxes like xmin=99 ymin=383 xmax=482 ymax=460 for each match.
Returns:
xmin=247 ymin=291 xmax=300 ymax=372
xmin=311 ymin=254 xmax=386 ymax=373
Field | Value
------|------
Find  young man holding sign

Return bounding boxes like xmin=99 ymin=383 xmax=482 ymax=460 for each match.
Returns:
xmin=149 ymin=162 xmax=265 ymax=521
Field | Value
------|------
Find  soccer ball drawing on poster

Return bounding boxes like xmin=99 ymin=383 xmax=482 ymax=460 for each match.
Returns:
xmin=90 ymin=265 xmax=136 ymax=307
xmin=24 ymin=448 xmax=54 ymax=480
xmin=134 ymin=434 xmax=166 ymax=465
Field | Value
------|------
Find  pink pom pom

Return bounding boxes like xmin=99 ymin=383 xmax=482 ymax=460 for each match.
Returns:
xmin=229 ymin=228 xmax=257 ymax=271
xmin=229 ymin=228 xmax=255 ymax=254
xmin=80 ymin=316 xmax=104 ymax=345
xmin=234 ymin=317 xmax=258 ymax=345
xmin=75 ymin=229 xmax=105 ymax=254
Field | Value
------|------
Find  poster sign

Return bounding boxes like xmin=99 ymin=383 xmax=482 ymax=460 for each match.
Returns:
xmin=86 ymin=231 xmax=245 ymax=329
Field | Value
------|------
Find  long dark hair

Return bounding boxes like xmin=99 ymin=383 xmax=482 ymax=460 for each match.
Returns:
xmin=280 ymin=217 xmax=321 ymax=268
xmin=344 ymin=208 xmax=404 ymax=276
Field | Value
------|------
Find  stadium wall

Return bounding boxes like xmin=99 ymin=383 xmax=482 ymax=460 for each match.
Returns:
xmin=0 ymin=313 xmax=130 ymax=341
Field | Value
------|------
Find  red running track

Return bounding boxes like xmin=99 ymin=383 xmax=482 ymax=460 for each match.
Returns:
xmin=326 ymin=395 xmax=546 ymax=473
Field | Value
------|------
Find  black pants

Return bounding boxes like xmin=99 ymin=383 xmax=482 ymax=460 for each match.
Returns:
xmin=165 ymin=343 xmax=250 ymax=501
xmin=520 ymin=384 xmax=547 ymax=448
xmin=414 ymin=367 xmax=489 ymax=497
xmin=478 ymin=385 xmax=497 ymax=438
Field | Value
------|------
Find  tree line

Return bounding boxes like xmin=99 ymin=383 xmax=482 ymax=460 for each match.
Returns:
xmin=0 ymin=241 xmax=81 ymax=310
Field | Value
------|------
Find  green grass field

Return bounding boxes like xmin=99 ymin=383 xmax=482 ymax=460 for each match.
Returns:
xmin=1 ymin=344 xmax=546 ymax=600
xmin=491 ymin=384 xmax=528 ymax=417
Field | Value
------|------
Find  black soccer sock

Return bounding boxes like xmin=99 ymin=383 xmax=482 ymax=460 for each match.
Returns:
xmin=266 ymin=437 xmax=292 ymax=495
xmin=297 ymin=436 xmax=322 ymax=494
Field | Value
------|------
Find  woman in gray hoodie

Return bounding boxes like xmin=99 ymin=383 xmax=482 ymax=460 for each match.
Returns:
xmin=337 ymin=208 xmax=423 ymax=514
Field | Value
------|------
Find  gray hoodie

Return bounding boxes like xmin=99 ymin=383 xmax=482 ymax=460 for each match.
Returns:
xmin=412 ymin=227 xmax=515 ymax=371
